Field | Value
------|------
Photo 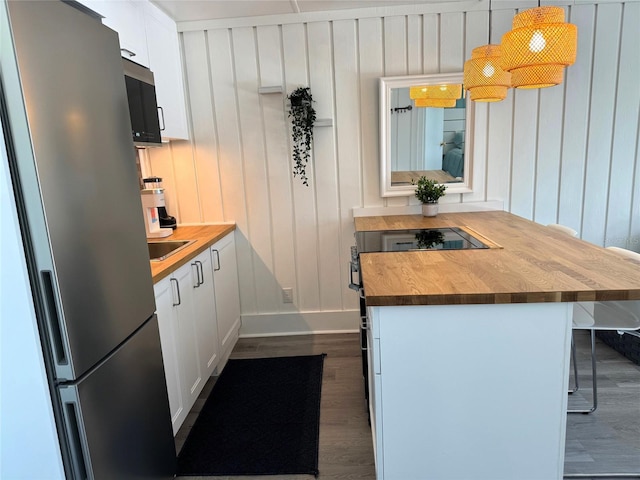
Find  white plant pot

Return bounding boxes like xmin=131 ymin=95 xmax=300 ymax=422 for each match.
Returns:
xmin=422 ymin=203 xmax=439 ymax=217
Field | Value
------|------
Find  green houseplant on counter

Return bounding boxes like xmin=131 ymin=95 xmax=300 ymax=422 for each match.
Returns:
xmin=414 ymin=176 xmax=447 ymax=217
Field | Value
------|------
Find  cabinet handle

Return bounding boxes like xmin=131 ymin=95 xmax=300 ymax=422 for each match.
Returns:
xmin=120 ymin=48 xmax=136 ymax=58
xmin=157 ymin=106 xmax=166 ymax=131
xmin=212 ymin=249 xmax=221 ymax=271
xmin=195 ymin=260 xmax=205 ymax=286
xmin=195 ymin=260 xmax=204 ymax=285
xmin=170 ymin=278 xmax=181 ymax=306
xmin=191 ymin=262 xmax=200 ymax=288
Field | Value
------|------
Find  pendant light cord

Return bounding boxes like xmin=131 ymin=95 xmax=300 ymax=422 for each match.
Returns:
xmin=488 ymin=0 xmax=492 ymax=44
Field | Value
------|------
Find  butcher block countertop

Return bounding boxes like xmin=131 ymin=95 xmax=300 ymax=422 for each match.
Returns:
xmin=355 ymin=211 xmax=640 ymax=306
xmin=149 ymin=224 xmax=235 ymax=283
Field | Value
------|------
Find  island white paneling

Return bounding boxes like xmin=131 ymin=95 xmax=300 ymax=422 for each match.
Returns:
xmin=147 ymin=1 xmax=640 ymax=336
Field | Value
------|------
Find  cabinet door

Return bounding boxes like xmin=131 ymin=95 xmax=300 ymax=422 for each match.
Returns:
xmin=143 ymin=3 xmax=189 ymax=140
xmin=191 ymin=249 xmax=219 ymax=379
xmin=211 ymin=232 xmax=241 ymax=356
xmin=153 ymin=276 xmax=184 ymax=435
xmin=99 ymin=0 xmax=149 ymax=67
xmin=172 ymin=262 xmax=203 ymax=412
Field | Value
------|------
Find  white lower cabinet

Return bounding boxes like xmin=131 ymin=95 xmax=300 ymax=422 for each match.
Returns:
xmin=154 ymin=261 xmax=202 ymax=434
xmin=154 ymin=230 xmax=239 ymax=434
xmin=191 ymin=249 xmax=219 ymax=379
xmin=210 ymin=232 xmax=241 ymax=365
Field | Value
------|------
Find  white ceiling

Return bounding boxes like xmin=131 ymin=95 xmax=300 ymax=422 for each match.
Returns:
xmin=151 ymin=0 xmax=463 ymax=23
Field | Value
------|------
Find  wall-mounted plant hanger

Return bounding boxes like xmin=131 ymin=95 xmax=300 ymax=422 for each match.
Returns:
xmin=287 ymin=87 xmax=316 ymax=186
xmin=314 ymin=118 xmax=333 ymax=127
xmin=258 ymin=85 xmax=283 ymax=94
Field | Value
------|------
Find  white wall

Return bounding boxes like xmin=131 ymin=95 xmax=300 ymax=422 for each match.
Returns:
xmin=146 ymin=1 xmax=640 ymax=335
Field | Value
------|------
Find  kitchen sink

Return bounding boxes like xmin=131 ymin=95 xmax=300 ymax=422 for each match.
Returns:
xmin=147 ymin=240 xmax=195 ymax=261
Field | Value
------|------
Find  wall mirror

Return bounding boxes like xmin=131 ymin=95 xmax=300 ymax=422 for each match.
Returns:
xmin=380 ymin=72 xmax=474 ymax=197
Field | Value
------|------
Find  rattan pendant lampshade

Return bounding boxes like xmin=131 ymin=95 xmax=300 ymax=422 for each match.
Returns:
xmin=464 ymin=44 xmax=512 ymax=102
xmin=501 ymin=6 xmax=577 ymax=89
xmin=414 ymin=98 xmax=457 ymax=108
xmin=410 ymin=84 xmax=462 ymax=100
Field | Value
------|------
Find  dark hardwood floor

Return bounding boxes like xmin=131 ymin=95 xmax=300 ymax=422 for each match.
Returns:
xmin=175 ymin=331 xmax=640 ymax=480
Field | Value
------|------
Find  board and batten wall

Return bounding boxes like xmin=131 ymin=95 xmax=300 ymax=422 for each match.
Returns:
xmin=144 ymin=0 xmax=640 ymax=336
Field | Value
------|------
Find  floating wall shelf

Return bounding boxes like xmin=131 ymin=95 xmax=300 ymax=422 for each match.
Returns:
xmin=314 ymin=118 xmax=333 ymax=127
xmin=258 ymin=86 xmax=283 ymax=94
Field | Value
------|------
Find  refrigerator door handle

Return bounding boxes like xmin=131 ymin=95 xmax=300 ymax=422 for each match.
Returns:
xmin=59 ymin=388 xmax=90 ymax=480
xmin=41 ymin=270 xmax=68 ymax=365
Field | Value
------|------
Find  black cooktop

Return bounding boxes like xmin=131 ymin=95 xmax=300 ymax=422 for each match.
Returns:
xmin=355 ymin=227 xmax=489 ymax=253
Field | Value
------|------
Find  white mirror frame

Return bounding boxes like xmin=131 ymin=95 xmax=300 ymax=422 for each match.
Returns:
xmin=380 ymin=72 xmax=474 ymax=197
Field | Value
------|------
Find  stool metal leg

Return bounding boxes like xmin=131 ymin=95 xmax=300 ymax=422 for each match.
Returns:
xmin=568 ymin=333 xmax=579 ymax=394
xmin=568 ymin=329 xmax=598 ymax=414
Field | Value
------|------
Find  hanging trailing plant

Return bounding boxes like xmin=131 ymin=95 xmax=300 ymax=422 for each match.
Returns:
xmin=287 ymin=87 xmax=316 ymax=186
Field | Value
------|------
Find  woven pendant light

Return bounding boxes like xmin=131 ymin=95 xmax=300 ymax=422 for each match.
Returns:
xmin=410 ymin=84 xmax=462 ymax=100
xmin=464 ymin=44 xmax=512 ymax=102
xmin=414 ymin=98 xmax=457 ymax=108
xmin=501 ymin=6 xmax=577 ymax=89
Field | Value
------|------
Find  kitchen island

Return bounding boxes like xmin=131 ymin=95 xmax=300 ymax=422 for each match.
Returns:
xmin=355 ymin=211 xmax=640 ymax=480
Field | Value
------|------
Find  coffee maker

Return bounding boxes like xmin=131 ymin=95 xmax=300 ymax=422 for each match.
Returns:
xmin=142 ymin=177 xmax=177 ymax=230
xmin=140 ymin=177 xmax=176 ymax=238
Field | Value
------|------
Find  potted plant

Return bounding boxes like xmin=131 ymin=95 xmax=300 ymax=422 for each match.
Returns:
xmin=413 ymin=176 xmax=447 ymax=217
xmin=287 ymin=87 xmax=316 ymax=186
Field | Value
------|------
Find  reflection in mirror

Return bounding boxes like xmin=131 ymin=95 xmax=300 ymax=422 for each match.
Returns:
xmin=380 ymin=72 xmax=474 ymax=197
xmin=390 ymin=89 xmax=465 ymax=185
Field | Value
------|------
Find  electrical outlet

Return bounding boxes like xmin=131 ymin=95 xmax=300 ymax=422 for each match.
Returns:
xmin=282 ymin=287 xmax=294 ymax=303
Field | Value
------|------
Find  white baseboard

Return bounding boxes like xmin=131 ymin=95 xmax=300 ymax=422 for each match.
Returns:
xmin=239 ymin=310 xmax=360 ymax=338
xmin=352 ymin=200 xmax=504 ymax=217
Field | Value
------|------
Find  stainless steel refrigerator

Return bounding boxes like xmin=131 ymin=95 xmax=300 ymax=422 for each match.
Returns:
xmin=1 ymin=1 xmax=176 ymax=478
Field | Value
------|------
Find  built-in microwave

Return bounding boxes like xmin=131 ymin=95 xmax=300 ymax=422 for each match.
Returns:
xmin=122 ymin=58 xmax=163 ymax=147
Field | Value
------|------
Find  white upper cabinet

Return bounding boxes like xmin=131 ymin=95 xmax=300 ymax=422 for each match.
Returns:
xmin=98 ymin=1 xmax=150 ymax=68
xmin=75 ymin=0 xmax=189 ymax=141
xmin=143 ymin=2 xmax=189 ymax=141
